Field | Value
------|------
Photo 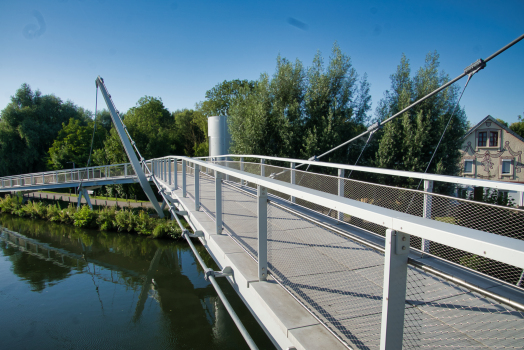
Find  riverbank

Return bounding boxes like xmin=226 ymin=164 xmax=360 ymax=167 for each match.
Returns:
xmin=0 ymin=195 xmax=182 ymax=239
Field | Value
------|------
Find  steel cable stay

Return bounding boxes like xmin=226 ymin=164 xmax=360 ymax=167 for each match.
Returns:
xmin=295 ymin=33 xmax=524 ymax=172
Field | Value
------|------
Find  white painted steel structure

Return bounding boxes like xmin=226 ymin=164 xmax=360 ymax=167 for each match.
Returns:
xmin=1 ymin=154 xmax=523 ymax=349
xmin=147 ymin=155 xmax=524 ymax=350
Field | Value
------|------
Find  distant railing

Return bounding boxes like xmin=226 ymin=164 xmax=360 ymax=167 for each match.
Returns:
xmin=148 ymin=155 xmax=524 ymax=349
xmin=0 ymin=163 xmax=136 ymax=190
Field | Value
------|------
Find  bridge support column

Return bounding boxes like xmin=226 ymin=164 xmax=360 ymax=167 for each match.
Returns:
xmin=290 ymin=162 xmax=296 ymax=203
xmin=380 ymin=229 xmax=409 ymax=350
xmin=421 ymin=180 xmax=433 ymax=255
xmin=215 ymin=172 xmax=223 ymax=234
xmin=182 ymin=160 xmax=186 ymax=197
xmin=195 ymin=164 xmax=200 ymax=211
xmin=257 ymin=185 xmax=268 ymax=281
xmin=77 ymin=188 xmax=93 ymax=210
xmin=338 ymin=169 xmax=345 ymax=221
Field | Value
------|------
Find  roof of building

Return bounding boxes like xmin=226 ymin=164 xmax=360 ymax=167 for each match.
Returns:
xmin=463 ymin=115 xmax=524 ymax=144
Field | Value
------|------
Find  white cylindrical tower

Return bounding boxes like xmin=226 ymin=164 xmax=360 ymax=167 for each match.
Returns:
xmin=208 ymin=116 xmax=230 ymax=158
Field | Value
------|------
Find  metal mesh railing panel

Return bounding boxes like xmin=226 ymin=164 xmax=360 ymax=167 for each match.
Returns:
xmin=222 ymin=184 xmax=258 ymax=259
xmin=185 ymin=164 xmax=195 ymax=200
xmin=199 ymin=173 xmax=216 ymax=218
xmin=402 ymin=263 xmax=524 ymax=349
xmin=222 ymin=162 xmax=524 ymax=287
xmin=267 ymin=202 xmax=385 ymax=349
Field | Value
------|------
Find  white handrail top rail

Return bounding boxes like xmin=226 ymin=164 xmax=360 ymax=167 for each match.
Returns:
xmin=154 ymin=156 xmax=524 ymax=269
xmin=193 ymin=154 xmax=524 ymax=192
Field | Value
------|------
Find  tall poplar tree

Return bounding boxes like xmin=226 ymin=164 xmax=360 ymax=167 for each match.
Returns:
xmin=373 ymin=52 xmax=468 ymax=187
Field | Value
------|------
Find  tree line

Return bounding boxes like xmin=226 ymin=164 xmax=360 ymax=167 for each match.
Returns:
xmin=2 ymin=42 xmax=522 ymax=197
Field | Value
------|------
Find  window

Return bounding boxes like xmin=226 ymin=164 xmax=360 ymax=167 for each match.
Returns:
xmin=478 ymin=132 xmax=487 ymax=146
xmin=464 ymin=160 xmax=473 ymax=173
xmin=489 ymin=131 xmax=498 ymax=147
xmin=502 ymin=159 xmax=511 ymax=174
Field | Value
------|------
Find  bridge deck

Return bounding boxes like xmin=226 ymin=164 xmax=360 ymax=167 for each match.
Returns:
xmin=173 ymin=172 xmax=524 ymax=349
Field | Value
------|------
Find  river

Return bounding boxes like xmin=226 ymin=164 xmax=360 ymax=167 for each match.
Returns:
xmin=0 ymin=214 xmax=275 ymax=349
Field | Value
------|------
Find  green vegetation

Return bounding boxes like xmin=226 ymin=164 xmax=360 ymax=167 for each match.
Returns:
xmin=509 ymin=114 xmax=524 ymax=138
xmin=0 ymin=195 xmax=182 ymax=239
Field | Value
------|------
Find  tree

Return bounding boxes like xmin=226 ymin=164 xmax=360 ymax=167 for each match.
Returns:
xmin=47 ymin=118 xmax=107 ymax=170
xmin=94 ymin=96 xmax=176 ymax=166
xmin=225 ymin=43 xmax=371 ymax=165
xmin=510 ymin=115 xmax=524 ymax=138
xmin=199 ymin=79 xmax=257 ymax=117
xmin=373 ymin=52 xmax=468 ymax=189
xmin=93 ymin=96 xmax=177 ymax=198
xmin=173 ymin=109 xmax=208 ymax=157
xmin=0 ymin=84 xmax=90 ymax=176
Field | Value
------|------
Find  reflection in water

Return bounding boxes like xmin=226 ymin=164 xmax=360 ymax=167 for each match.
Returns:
xmin=0 ymin=214 xmax=274 ymax=350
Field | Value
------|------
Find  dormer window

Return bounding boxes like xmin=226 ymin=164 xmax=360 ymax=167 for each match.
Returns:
xmin=476 ymin=128 xmax=500 ymax=148
xmin=489 ymin=131 xmax=498 ymax=147
xmin=478 ymin=132 xmax=487 ymax=147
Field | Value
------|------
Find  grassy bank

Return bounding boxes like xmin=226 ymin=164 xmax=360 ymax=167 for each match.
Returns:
xmin=0 ymin=195 xmax=182 ymax=239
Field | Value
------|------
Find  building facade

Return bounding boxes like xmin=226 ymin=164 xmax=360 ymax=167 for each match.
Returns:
xmin=460 ymin=115 xmax=524 ymax=182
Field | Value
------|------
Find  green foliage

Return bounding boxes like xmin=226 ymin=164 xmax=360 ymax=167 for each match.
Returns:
xmin=495 ymin=118 xmax=508 ymax=127
xmin=134 ymin=210 xmax=155 ymax=235
xmin=0 ymin=84 xmax=90 ymax=176
xmin=0 ymin=196 xmax=184 ymax=239
xmin=58 ymin=204 xmax=77 ymax=224
xmin=46 ymin=203 xmax=62 ymax=222
xmin=73 ymin=205 xmax=97 ymax=228
xmin=96 ymin=206 xmax=116 ymax=231
xmin=152 ymin=221 xmax=182 ymax=239
xmin=199 ymin=79 xmax=258 ymax=117
xmin=222 ymin=43 xmax=371 ymax=164
xmin=47 ymin=118 xmax=107 ymax=170
xmin=115 ymin=209 xmax=136 ymax=232
xmin=509 ymin=115 xmax=524 ymax=139
xmin=173 ymin=109 xmax=208 ymax=157
xmin=373 ymin=52 xmax=468 ymax=188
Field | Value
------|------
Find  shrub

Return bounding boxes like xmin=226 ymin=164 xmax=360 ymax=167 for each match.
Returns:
xmin=46 ymin=204 xmax=62 ymax=222
xmin=135 ymin=210 xmax=155 ymax=235
xmin=115 ymin=209 xmax=136 ymax=232
xmin=74 ymin=205 xmax=97 ymax=228
xmin=153 ymin=220 xmax=182 ymax=239
xmin=59 ymin=204 xmax=77 ymax=225
xmin=97 ymin=207 xmax=116 ymax=231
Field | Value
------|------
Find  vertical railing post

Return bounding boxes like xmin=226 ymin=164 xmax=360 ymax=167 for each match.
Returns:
xmin=290 ymin=162 xmax=296 ymax=203
xmin=195 ymin=164 xmax=200 ymax=211
xmin=55 ymin=171 xmax=58 ymax=183
xmin=240 ymin=157 xmax=244 ymax=186
xmin=257 ymin=185 xmax=268 ymax=281
xmin=174 ymin=158 xmax=178 ymax=189
xmin=421 ymin=180 xmax=433 ymax=254
xmin=215 ymin=171 xmax=223 ymax=235
xmin=261 ymin=159 xmax=265 ymax=177
xmin=31 ymin=174 xmax=34 ymax=185
xmin=338 ymin=169 xmax=345 ymax=221
xmin=124 ymin=163 xmax=128 ymax=177
xmin=182 ymin=159 xmax=186 ymax=198
xmin=168 ymin=158 xmax=172 ymax=185
xmin=163 ymin=159 xmax=166 ymax=181
xmin=380 ymin=229 xmax=409 ymax=350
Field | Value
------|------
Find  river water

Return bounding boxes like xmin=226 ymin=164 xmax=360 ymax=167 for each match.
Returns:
xmin=0 ymin=214 xmax=275 ymax=349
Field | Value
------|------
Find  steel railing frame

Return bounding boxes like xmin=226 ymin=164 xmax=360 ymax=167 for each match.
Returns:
xmin=150 ymin=154 xmax=524 ymax=350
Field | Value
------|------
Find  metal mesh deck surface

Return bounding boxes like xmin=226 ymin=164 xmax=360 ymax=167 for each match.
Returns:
xmin=182 ymin=170 xmax=524 ymax=349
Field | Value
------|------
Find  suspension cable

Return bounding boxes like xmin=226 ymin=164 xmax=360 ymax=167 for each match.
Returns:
xmin=77 ymin=85 xmax=100 ymax=193
xmin=296 ymin=33 xmax=524 ymax=170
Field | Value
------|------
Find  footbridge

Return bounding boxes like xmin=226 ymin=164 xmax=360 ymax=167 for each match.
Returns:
xmin=1 ymin=155 xmax=524 ymax=349
xmin=143 ymin=155 xmax=524 ymax=349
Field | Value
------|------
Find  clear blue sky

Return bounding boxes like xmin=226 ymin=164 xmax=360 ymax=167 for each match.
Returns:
xmin=1 ymin=0 xmax=523 ymax=126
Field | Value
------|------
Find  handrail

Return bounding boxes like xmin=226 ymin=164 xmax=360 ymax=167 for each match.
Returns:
xmin=0 ymin=162 xmax=134 ymax=180
xmin=199 ymin=154 xmax=524 ymax=192
xmin=153 ymin=155 xmax=524 ymax=270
